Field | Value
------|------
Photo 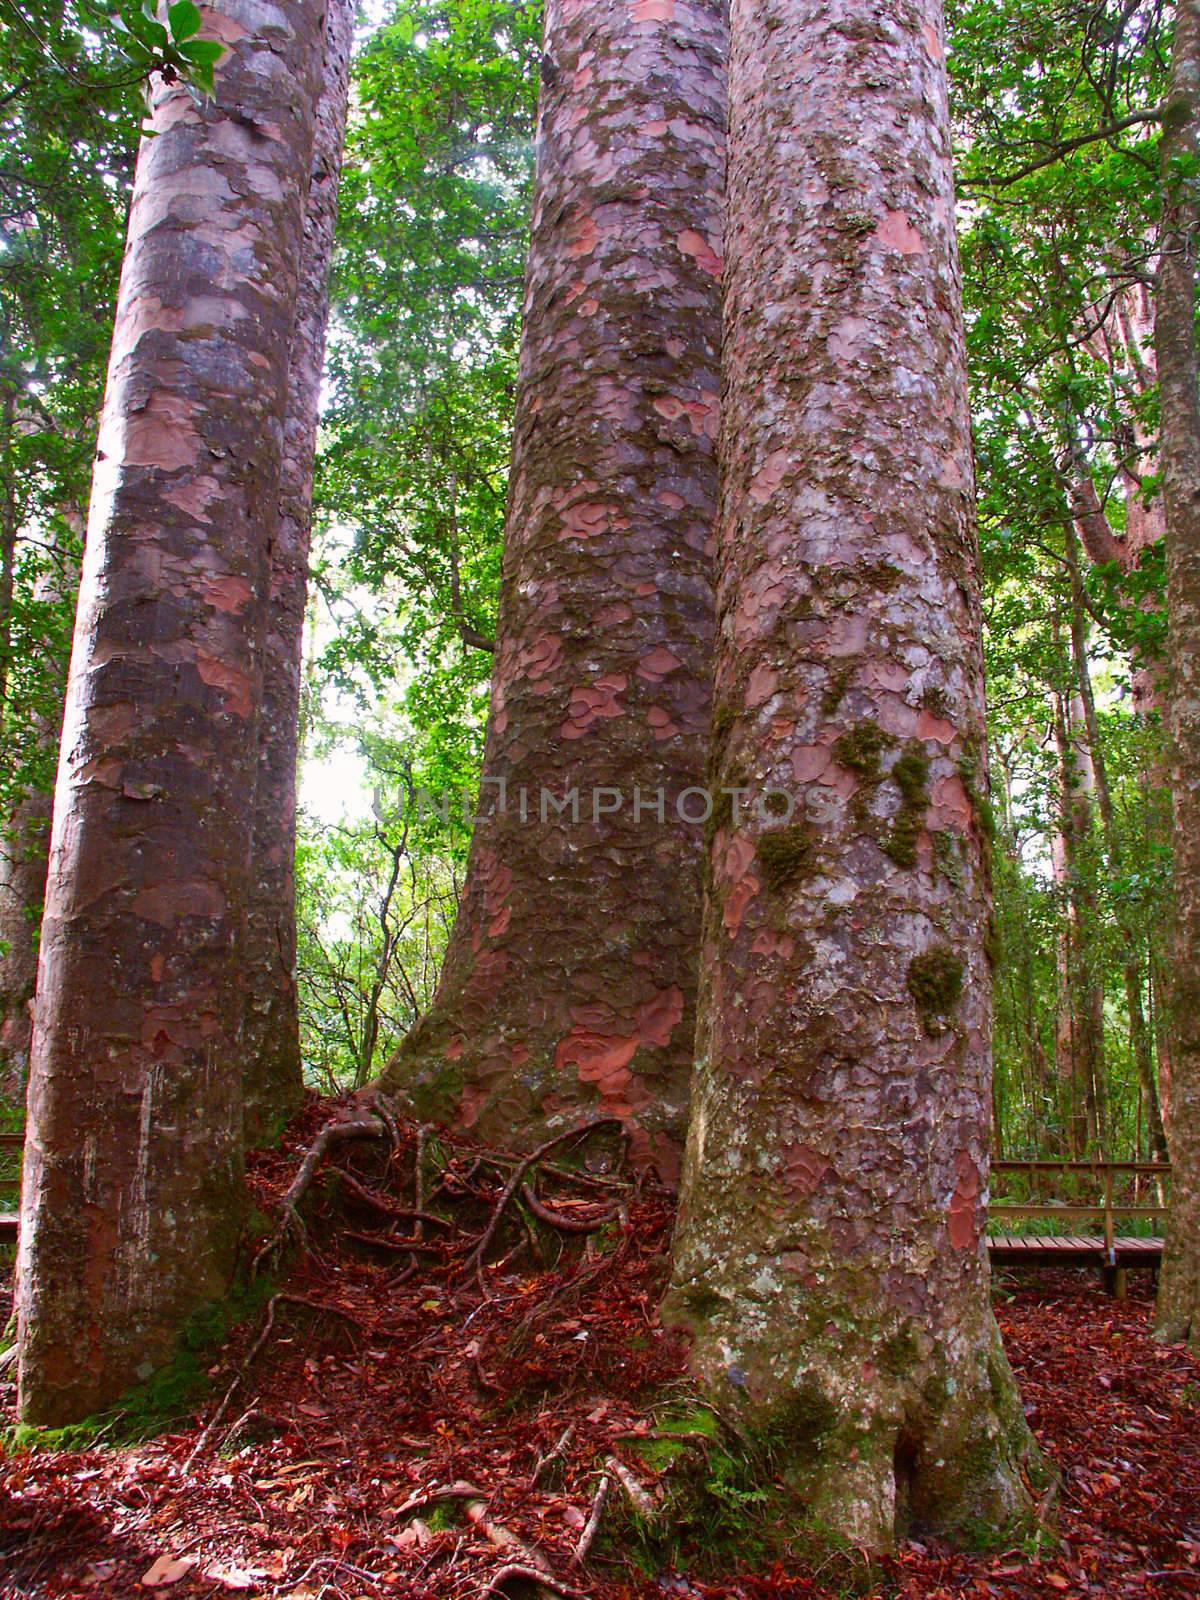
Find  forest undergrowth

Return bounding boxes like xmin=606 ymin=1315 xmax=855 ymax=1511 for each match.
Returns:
xmin=1 ymin=1095 xmax=1197 ymax=1600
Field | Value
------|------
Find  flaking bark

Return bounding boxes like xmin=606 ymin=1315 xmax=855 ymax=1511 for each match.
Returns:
xmin=16 ymin=0 xmax=327 ymax=1426
xmin=377 ymin=0 xmax=726 ymax=1182
xmin=663 ymin=0 xmax=1044 ymax=1547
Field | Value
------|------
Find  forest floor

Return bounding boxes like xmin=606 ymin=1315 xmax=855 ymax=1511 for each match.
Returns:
xmin=1 ymin=1096 xmax=1198 ymax=1600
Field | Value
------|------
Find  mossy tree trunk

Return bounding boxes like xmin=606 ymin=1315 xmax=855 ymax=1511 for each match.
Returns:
xmin=377 ymin=0 xmax=726 ymax=1182
xmin=1155 ymin=0 xmax=1200 ymax=1349
xmin=663 ymin=0 xmax=1044 ymax=1549
xmin=243 ymin=0 xmax=355 ymax=1145
xmin=16 ymin=0 xmax=326 ymax=1426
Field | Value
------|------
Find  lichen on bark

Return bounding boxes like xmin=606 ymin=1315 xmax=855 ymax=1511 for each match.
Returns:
xmin=663 ymin=0 xmax=1047 ymax=1549
xmin=376 ymin=0 xmax=726 ymax=1182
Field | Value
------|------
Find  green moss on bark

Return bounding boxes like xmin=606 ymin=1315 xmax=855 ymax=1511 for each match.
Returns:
xmin=834 ymin=719 xmax=893 ymax=780
xmin=883 ymin=740 xmax=930 ymax=868
xmin=906 ymin=946 xmax=964 ymax=1033
xmin=757 ymin=823 xmax=819 ymax=891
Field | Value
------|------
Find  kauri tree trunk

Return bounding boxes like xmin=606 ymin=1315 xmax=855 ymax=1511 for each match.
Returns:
xmin=243 ymin=0 xmax=355 ymax=1144
xmin=16 ymin=0 xmax=326 ymax=1426
xmin=1155 ymin=0 xmax=1200 ymax=1348
xmin=377 ymin=0 xmax=726 ymax=1182
xmin=663 ymin=0 xmax=1043 ymax=1547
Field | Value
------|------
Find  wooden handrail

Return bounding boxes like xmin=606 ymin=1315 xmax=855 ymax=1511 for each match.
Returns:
xmin=992 ymin=1159 xmax=1171 ymax=1174
xmin=991 ymin=1203 xmax=1166 ymax=1219
xmin=990 ymin=1157 xmax=1171 ymax=1246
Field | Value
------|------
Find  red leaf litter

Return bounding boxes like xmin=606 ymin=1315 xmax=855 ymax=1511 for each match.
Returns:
xmin=1 ymin=1096 xmax=1198 ymax=1600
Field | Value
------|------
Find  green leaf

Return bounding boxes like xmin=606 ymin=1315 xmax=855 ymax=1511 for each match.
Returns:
xmin=167 ymin=1 xmax=203 ymax=41
xmin=178 ymin=37 xmax=225 ymax=69
xmin=120 ymin=2 xmax=169 ymax=50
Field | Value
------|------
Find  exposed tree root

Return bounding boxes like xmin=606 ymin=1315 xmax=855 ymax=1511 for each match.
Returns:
xmin=521 ymin=1184 xmax=617 ymax=1234
xmin=253 ymin=1112 xmax=388 ymax=1270
xmin=458 ymin=1118 xmax=625 ymax=1289
xmin=482 ymin=1563 xmax=587 ymax=1599
xmin=604 ymin=1455 xmax=654 ymax=1519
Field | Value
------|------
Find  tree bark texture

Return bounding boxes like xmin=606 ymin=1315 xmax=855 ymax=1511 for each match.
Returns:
xmin=664 ymin=0 xmax=1042 ymax=1547
xmin=16 ymin=0 xmax=326 ymax=1426
xmin=1155 ymin=0 xmax=1200 ymax=1349
xmin=377 ymin=0 xmax=726 ymax=1183
xmin=243 ymin=0 xmax=355 ymax=1144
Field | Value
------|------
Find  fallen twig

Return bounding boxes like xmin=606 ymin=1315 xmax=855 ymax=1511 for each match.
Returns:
xmin=185 ymin=1293 xmax=371 ymax=1469
xmin=393 ymin=1480 xmax=485 ymax=1516
xmin=572 ymin=1469 xmax=611 ymax=1565
xmin=605 ymin=1454 xmax=655 ymax=1518
xmin=185 ymin=1293 xmax=286 ymax=1468
xmin=530 ymin=1422 xmax=575 ymax=1487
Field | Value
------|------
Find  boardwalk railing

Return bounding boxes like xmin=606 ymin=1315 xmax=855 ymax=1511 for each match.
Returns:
xmin=0 ymin=1130 xmax=22 ymax=1242
xmin=988 ymin=1159 xmax=1171 ymax=1296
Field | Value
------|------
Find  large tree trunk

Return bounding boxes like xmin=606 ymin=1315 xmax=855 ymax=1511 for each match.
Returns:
xmin=16 ymin=0 xmax=326 ymax=1427
xmin=243 ymin=0 xmax=355 ymax=1145
xmin=1155 ymin=0 xmax=1200 ymax=1349
xmin=663 ymin=0 xmax=1042 ymax=1549
xmin=376 ymin=0 xmax=726 ymax=1182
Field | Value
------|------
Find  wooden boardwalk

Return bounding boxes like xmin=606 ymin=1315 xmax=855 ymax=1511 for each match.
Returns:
xmin=0 ymin=1130 xmax=20 ymax=1243
xmin=0 ymin=1148 xmax=1175 ymax=1271
xmin=988 ymin=1232 xmax=1164 ymax=1268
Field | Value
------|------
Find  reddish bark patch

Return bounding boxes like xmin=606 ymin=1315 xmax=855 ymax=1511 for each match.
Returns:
xmin=194 ymin=653 xmax=253 ymax=718
xmin=779 ymin=1141 xmax=831 ymax=1197
xmin=131 ymin=880 xmax=225 ymax=926
xmin=874 ymin=208 xmax=926 ymax=255
xmin=676 ymin=227 xmax=722 ymax=276
xmin=561 ymin=674 xmax=628 ymax=739
xmin=947 ymin=1150 xmax=981 ymax=1249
